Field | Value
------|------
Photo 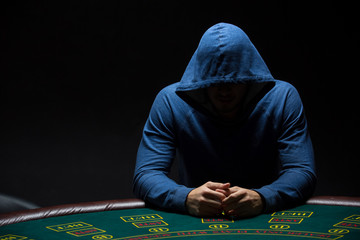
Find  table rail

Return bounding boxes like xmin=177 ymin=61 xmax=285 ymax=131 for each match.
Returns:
xmin=306 ymin=195 xmax=360 ymax=207
xmin=0 ymin=198 xmax=145 ymax=227
xmin=2 ymin=196 xmax=360 ymax=227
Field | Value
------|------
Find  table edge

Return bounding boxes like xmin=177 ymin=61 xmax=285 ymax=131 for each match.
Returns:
xmin=306 ymin=195 xmax=360 ymax=207
xmin=0 ymin=198 xmax=145 ymax=227
xmin=1 ymin=196 xmax=360 ymax=227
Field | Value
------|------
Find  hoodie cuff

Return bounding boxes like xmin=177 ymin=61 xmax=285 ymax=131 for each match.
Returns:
xmin=253 ymin=186 xmax=279 ymax=213
xmin=171 ymin=186 xmax=194 ymax=213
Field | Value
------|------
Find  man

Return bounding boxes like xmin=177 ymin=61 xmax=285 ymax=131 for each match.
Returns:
xmin=133 ymin=23 xmax=316 ymax=218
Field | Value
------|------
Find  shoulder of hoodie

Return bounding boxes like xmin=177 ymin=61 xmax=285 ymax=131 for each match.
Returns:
xmin=155 ymin=82 xmax=181 ymax=101
xmin=270 ymin=80 xmax=304 ymax=109
xmin=272 ymin=80 xmax=302 ymax=97
xmin=151 ymin=83 xmax=191 ymax=119
xmin=151 ymin=83 xmax=186 ymax=110
xmin=272 ymin=79 xmax=297 ymax=90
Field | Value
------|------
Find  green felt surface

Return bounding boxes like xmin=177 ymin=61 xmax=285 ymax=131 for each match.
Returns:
xmin=1 ymin=204 xmax=360 ymax=240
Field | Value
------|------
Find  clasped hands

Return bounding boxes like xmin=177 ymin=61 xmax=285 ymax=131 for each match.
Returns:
xmin=186 ymin=181 xmax=263 ymax=218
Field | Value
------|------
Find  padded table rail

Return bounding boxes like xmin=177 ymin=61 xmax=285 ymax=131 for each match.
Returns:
xmin=0 ymin=198 xmax=145 ymax=226
xmin=1 ymin=196 xmax=360 ymax=240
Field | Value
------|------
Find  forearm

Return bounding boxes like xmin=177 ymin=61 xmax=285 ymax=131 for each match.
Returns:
xmin=254 ymin=168 xmax=316 ymax=212
xmin=133 ymin=170 xmax=192 ymax=212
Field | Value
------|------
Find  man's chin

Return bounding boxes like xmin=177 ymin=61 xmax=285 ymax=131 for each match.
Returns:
xmin=216 ymin=105 xmax=238 ymax=113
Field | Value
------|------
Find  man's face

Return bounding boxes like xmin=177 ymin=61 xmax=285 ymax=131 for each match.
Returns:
xmin=206 ymin=83 xmax=247 ymax=119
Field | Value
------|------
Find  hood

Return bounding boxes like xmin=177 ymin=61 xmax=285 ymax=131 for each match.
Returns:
xmin=176 ymin=23 xmax=275 ymax=116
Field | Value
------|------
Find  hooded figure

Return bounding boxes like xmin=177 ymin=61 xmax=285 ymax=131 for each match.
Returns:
xmin=133 ymin=23 xmax=316 ymax=217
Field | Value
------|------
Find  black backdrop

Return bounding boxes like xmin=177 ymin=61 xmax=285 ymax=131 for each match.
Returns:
xmin=1 ymin=1 xmax=359 ymax=207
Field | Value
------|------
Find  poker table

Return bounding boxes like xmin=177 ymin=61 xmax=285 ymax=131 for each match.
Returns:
xmin=1 ymin=196 xmax=360 ymax=240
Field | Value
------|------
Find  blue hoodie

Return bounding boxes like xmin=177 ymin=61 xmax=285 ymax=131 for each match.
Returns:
xmin=133 ymin=23 xmax=316 ymax=213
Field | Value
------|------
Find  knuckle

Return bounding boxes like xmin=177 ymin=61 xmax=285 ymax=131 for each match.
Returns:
xmin=227 ymin=194 xmax=236 ymax=200
xmin=205 ymin=181 xmax=213 ymax=186
xmin=199 ymin=196 xmax=207 ymax=204
xmin=203 ymin=188 xmax=214 ymax=197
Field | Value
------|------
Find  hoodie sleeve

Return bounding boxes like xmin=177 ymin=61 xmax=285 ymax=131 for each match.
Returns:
xmin=133 ymin=88 xmax=193 ymax=212
xmin=254 ymin=84 xmax=317 ymax=212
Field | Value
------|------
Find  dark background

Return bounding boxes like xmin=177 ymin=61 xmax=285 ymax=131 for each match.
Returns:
xmin=1 ymin=1 xmax=359 ymax=208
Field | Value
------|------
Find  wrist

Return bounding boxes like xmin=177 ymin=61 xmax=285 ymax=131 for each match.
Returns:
xmin=252 ymin=189 xmax=266 ymax=213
